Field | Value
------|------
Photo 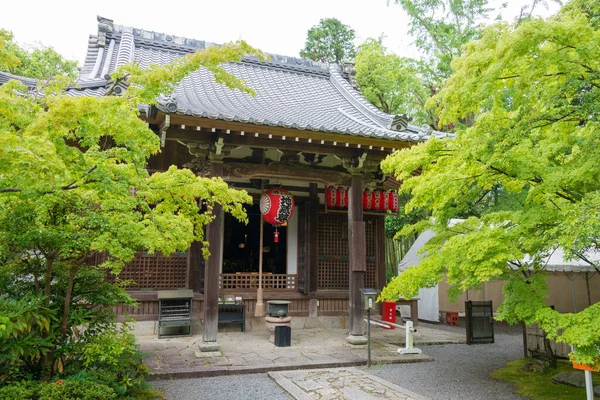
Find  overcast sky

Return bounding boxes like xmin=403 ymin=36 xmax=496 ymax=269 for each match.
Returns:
xmin=1 ymin=0 xmax=561 ymax=65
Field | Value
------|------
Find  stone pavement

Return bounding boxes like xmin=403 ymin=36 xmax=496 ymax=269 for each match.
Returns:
xmin=140 ymin=322 xmax=465 ymax=380
xmin=269 ymin=367 xmax=428 ymax=400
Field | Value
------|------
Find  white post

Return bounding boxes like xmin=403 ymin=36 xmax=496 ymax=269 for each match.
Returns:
xmin=585 ymin=370 xmax=593 ymax=400
xmin=397 ymin=320 xmax=422 ymax=355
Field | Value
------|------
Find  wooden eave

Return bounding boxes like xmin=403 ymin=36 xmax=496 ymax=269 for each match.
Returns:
xmin=148 ymin=112 xmax=415 ymax=155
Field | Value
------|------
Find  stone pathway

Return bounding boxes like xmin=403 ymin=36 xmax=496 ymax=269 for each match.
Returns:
xmin=269 ymin=367 xmax=428 ymax=400
xmin=140 ymin=323 xmax=464 ymax=379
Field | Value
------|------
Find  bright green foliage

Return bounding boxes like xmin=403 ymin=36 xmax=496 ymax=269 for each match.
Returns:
xmin=393 ymin=0 xmax=492 ymax=83
xmin=380 ymin=6 xmax=600 ymax=365
xmin=0 ymin=30 xmax=78 ymax=79
xmin=0 ymin=30 xmax=21 ymax=72
xmin=38 ymin=378 xmax=118 ymax=400
xmin=300 ymin=18 xmax=356 ymax=63
xmin=355 ymin=38 xmax=433 ymax=126
xmin=0 ymin=36 xmax=265 ymax=387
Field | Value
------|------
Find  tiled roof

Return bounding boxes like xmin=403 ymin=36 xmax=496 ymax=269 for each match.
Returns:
xmin=0 ymin=71 xmax=37 ymax=88
xmin=5 ymin=16 xmax=450 ymax=143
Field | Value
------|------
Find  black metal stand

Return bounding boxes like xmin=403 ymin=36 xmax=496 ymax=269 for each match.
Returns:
xmin=367 ymin=309 xmax=371 ymax=367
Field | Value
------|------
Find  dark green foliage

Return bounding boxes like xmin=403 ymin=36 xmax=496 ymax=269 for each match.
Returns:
xmin=300 ymin=18 xmax=356 ymax=63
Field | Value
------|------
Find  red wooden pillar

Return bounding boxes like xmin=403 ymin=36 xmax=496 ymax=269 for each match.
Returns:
xmin=348 ymin=174 xmax=366 ymax=338
xmin=201 ymin=163 xmax=223 ymax=350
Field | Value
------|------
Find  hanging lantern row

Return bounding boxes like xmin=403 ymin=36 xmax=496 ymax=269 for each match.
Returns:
xmin=326 ymin=187 xmax=399 ymax=211
xmin=260 ymin=187 xmax=295 ymax=243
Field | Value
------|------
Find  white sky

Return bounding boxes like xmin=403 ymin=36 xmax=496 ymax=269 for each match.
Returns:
xmin=0 ymin=0 xmax=561 ymax=65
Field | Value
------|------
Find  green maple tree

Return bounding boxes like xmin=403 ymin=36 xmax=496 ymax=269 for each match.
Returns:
xmin=380 ymin=3 xmax=600 ymax=366
xmin=0 ymin=32 xmax=264 ymax=385
xmin=355 ymin=38 xmax=434 ymax=126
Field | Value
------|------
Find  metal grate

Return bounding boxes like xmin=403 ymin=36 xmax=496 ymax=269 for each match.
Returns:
xmin=157 ymin=290 xmax=193 ymax=338
xmin=317 ymin=214 xmax=376 ymax=289
xmin=466 ymin=300 xmax=494 ymax=344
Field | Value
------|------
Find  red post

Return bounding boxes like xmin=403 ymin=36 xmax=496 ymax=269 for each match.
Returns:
xmin=382 ymin=301 xmax=397 ymax=330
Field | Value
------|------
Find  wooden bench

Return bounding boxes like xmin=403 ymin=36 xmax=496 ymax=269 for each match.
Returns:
xmin=218 ymin=304 xmax=246 ymax=332
xmin=395 ymin=298 xmax=419 ymax=327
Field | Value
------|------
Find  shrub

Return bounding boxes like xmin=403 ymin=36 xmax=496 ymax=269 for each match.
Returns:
xmin=38 ymin=378 xmax=117 ymax=400
xmin=0 ymin=380 xmax=40 ymax=400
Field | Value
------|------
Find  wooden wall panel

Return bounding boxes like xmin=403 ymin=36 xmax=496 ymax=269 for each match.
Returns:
xmin=108 ymin=253 xmax=188 ymax=290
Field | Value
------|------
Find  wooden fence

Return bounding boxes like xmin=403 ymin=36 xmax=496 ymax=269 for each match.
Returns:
xmin=526 ymin=324 xmax=571 ymax=358
xmin=219 ymin=273 xmax=297 ymax=290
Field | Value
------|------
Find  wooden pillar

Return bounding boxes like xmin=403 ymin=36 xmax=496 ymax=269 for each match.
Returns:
xmin=376 ymin=216 xmax=387 ymax=294
xmin=348 ymin=175 xmax=366 ymax=337
xmin=188 ymin=240 xmax=203 ymax=293
xmin=308 ymin=183 xmax=319 ymax=293
xmin=202 ymin=163 xmax=223 ymax=347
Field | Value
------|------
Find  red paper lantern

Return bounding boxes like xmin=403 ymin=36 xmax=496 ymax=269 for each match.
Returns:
xmin=388 ymin=191 xmax=399 ymax=211
xmin=326 ymin=187 xmax=337 ymax=208
xmin=336 ymin=187 xmax=348 ymax=208
xmin=260 ymin=187 xmax=295 ymax=225
xmin=379 ymin=191 xmax=390 ymax=211
xmin=372 ymin=190 xmax=383 ymax=210
xmin=363 ymin=190 xmax=373 ymax=210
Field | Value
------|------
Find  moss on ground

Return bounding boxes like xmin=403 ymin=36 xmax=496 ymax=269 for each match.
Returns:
xmin=491 ymin=358 xmax=599 ymax=399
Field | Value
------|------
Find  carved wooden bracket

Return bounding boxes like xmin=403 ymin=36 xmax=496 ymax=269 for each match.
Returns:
xmin=159 ymin=115 xmax=170 ymax=148
xmin=222 ymin=162 xmax=351 ymax=186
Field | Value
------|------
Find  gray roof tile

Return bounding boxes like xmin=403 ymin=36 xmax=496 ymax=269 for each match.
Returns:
xmin=4 ymin=16 xmax=451 ymax=143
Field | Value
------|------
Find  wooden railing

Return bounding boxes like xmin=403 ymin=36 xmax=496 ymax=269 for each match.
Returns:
xmin=220 ymin=273 xmax=297 ymax=290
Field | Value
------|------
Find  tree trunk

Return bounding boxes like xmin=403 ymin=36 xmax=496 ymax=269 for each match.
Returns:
xmin=61 ymin=265 xmax=78 ymax=337
xmin=543 ymin=332 xmax=558 ymax=368
xmin=43 ymin=256 xmax=55 ymax=302
xmin=40 ymin=256 xmax=56 ymax=377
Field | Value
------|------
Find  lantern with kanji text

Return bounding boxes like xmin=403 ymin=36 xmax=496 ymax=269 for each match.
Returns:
xmin=336 ymin=187 xmax=348 ymax=208
xmin=326 ymin=186 xmax=337 ymax=208
xmin=260 ymin=187 xmax=295 ymax=243
xmin=388 ymin=191 xmax=399 ymax=212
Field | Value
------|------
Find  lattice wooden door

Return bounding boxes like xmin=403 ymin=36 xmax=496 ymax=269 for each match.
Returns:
xmin=317 ymin=214 xmax=376 ymax=289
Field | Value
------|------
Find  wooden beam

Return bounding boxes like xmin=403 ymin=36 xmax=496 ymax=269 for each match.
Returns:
xmin=223 ymin=162 xmax=351 ymax=186
xmin=348 ymin=174 xmax=365 ymax=337
xmin=165 ymin=127 xmax=389 ymax=160
xmin=166 ymin=114 xmax=414 ymax=151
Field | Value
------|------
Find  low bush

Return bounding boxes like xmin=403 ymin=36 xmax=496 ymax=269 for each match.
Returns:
xmin=38 ymin=379 xmax=117 ymax=400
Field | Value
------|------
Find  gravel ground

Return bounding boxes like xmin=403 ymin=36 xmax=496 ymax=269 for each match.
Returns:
xmin=152 ymin=374 xmax=293 ymax=400
xmin=369 ymin=322 xmax=526 ymax=400
xmin=153 ymin=322 xmax=526 ymax=400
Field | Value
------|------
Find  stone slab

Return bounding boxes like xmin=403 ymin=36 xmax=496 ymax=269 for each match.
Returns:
xmin=269 ymin=367 xmax=429 ymax=400
xmin=194 ymin=351 xmax=222 ymax=358
xmin=347 ymin=335 xmax=368 ymax=345
xmin=198 ymin=341 xmax=220 ymax=352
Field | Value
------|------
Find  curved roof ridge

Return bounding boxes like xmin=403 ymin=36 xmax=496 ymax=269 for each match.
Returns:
xmin=328 ymin=66 xmax=391 ymax=130
xmin=97 ymin=16 xmax=332 ymax=76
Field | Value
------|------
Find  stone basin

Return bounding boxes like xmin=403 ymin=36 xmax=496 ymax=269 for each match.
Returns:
xmin=267 ymin=300 xmax=291 ymax=318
